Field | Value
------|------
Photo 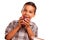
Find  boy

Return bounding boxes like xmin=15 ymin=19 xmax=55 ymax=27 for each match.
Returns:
xmin=5 ymin=2 xmax=40 ymax=40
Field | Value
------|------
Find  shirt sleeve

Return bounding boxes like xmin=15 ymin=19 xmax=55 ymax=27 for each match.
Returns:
xmin=33 ymin=23 xmax=38 ymax=37
xmin=25 ymin=22 xmax=38 ymax=40
xmin=29 ymin=22 xmax=38 ymax=40
xmin=5 ymin=21 xmax=14 ymax=36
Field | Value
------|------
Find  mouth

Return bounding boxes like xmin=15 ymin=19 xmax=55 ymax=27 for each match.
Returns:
xmin=22 ymin=15 xmax=30 ymax=21
xmin=23 ymin=15 xmax=30 ymax=19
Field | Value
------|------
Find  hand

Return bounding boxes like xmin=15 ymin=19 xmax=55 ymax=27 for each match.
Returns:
xmin=18 ymin=17 xmax=24 ymax=26
xmin=18 ymin=17 xmax=30 ymax=28
xmin=19 ymin=17 xmax=30 ymax=27
xmin=21 ymin=18 xmax=30 ymax=28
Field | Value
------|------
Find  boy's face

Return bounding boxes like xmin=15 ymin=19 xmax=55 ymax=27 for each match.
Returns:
xmin=21 ymin=5 xmax=35 ymax=20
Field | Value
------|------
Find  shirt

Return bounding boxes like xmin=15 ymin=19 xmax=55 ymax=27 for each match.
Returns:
xmin=5 ymin=20 xmax=38 ymax=40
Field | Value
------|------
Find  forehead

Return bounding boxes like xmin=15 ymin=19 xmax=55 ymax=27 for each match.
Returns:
xmin=23 ymin=5 xmax=35 ymax=11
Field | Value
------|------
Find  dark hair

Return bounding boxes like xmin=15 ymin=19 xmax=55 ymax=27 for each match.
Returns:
xmin=24 ymin=2 xmax=37 ymax=14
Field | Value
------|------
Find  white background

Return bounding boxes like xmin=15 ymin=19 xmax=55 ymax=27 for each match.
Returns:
xmin=0 ymin=0 xmax=60 ymax=40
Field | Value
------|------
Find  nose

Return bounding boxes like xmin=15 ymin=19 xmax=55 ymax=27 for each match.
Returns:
xmin=24 ymin=12 xmax=28 ymax=15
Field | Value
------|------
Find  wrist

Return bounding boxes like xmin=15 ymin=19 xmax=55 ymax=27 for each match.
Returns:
xmin=25 ymin=25 xmax=30 ymax=29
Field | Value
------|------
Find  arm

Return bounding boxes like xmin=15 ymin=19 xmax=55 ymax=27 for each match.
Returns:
xmin=26 ymin=25 xmax=44 ymax=40
xmin=5 ymin=19 xmax=23 ymax=40
xmin=21 ymin=18 xmax=37 ymax=40
xmin=26 ymin=26 xmax=35 ymax=40
xmin=22 ymin=20 xmax=35 ymax=39
xmin=25 ymin=23 xmax=38 ymax=40
xmin=5 ymin=25 xmax=21 ymax=40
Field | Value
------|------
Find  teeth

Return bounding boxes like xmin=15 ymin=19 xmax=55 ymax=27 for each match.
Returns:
xmin=23 ymin=16 xmax=30 ymax=20
xmin=24 ymin=16 xmax=29 ymax=18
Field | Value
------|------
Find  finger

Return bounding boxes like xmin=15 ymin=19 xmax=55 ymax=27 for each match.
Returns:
xmin=24 ymin=18 xmax=30 ymax=23
xmin=23 ymin=20 xmax=30 ymax=25
xmin=26 ymin=18 xmax=30 ymax=21
xmin=19 ymin=16 xmax=24 ymax=23
xmin=20 ymin=17 xmax=24 ymax=20
xmin=18 ymin=20 xmax=24 ymax=25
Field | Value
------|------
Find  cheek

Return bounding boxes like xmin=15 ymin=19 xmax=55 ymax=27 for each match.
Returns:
xmin=21 ymin=12 xmax=25 ymax=15
xmin=29 ymin=14 xmax=34 ymax=18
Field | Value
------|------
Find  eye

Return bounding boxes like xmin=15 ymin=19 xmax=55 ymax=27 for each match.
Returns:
xmin=29 ymin=11 xmax=32 ymax=13
xmin=23 ymin=9 xmax=27 ymax=12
